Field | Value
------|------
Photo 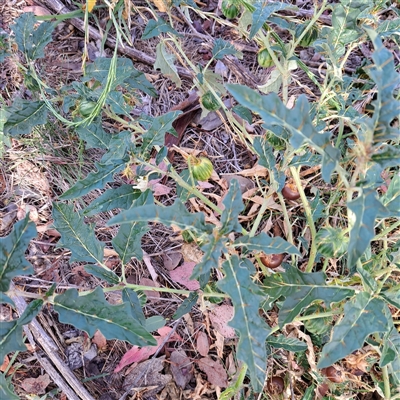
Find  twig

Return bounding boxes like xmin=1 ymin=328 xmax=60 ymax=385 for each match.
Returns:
xmin=39 ymin=0 xmax=194 ymax=78
xmin=8 ymin=285 xmax=96 ymax=400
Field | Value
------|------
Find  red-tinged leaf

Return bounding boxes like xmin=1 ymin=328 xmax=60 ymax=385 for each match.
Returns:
xmin=209 ymin=305 xmax=236 ymax=339
xmin=150 ymin=181 xmax=171 ymax=196
xmin=114 ymin=327 xmax=182 ymax=372
xmin=169 ymin=262 xmax=200 ymax=290
xmin=197 ymin=357 xmax=228 ymax=388
xmin=196 ymin=331 xmax=210 ymax=357
xmin=170 ymin=350 xmax=193 ymax=388
xmin=21 ymin=374 xmax=51 ymax=395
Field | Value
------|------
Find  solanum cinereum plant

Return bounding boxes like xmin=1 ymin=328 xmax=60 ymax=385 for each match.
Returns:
xmin=1 ymin=1 xmax=399 ymax=398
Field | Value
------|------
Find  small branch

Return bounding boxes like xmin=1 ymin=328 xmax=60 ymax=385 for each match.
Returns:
xmin=8 ymin=284 xmax=96 ymax=400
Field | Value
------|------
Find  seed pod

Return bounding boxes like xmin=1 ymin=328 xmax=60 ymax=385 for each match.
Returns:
xmin=79 ymin=100 xmax=96 ymax=117
xmin=187 ymin=155 xmax=214 ymax=181
xmin=267 ymin=376 xmax=284 ymax=394
xmin=295 ymin=25 xmax=318 ymax=47
xmin=260 ymin=253 xmax=284 ymax=269
xmin=257 ymin=48 xmax=274 ymax=68
xmin=281 ymin=183 xmax=300 ymax=200
xmin=200 ymin=91 xmax=220 ymax=111
xmin=221 ymin=0 xmax=240 ymax=19
xmin=321 ymin=366 xmax=344 ymax=383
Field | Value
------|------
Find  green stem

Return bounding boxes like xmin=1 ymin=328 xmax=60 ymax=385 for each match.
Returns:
xmin=276 ymin=191 xmax=295 ymax=263
xmin=290 ymin=166 xmax=317 ymax=272
xmin=382 ymin=365 xmax=391 ymax=400
xmin=79 ymin=283 xmax=229 ymax=298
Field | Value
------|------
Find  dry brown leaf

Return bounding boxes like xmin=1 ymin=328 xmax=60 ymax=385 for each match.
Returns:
xmin=21 ymin=374 xmax=51 ymax=395
xmin=197 ymin=357 xmax=228 ymax=388
xmin=196 ymin=331 xmax=210 ymax=357
xmin=92 ymin=330 xmax=107 ymax=350
xmin=103 ymin=248 xmax=119 ymax=257
xmin=139 ymin=277 xmax=160 ymax=300
xmin=162 ymin=252 xmax=182 ymax=271
xmin=234 ymin=164 xmax=268 ymax=177
xmin=142 ymin=252 xmax=159 ymax=283
xmin=209 ymin=305 xmax=236 ymax=339
xmin=169 ymin=262 xmax=200 ymax=290
xmin=23 ymin=5 xmax=52 ymax=15
xmin=17 ymin=204 xmax=39 ymax=222
xmin=214 ymin=331 xmax=225 ymax=359
xmin=181 ymin=243 xmax=203 ymax=263
xmin=170 ymin=350 xmax=193 ymax=389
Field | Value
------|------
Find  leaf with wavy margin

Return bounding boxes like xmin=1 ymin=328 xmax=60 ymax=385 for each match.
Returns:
xmin=318 ymin=292 xmax=388 ymax=368
xmin=217 ymin=255 xmax=271 ymax=392
xmin=0 ymin=215 xmax=37 ymax=292
xmin=54 ymin=287 xmax=156 ymax=346
xmin=53 ymin=203 xmax=104 ymax=264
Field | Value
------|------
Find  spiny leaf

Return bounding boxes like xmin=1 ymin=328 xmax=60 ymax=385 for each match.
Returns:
xmin=266 ymin=335 xmax=307 ymax=352
xmin=12 ymin=13 xmax=55 ymax=60
xmin=0 ymin=373 xmax=19 ymax=400
xmin=362 ymin=29 xmax=400 ymax=142
xmin=217 ymin=255 xmax=271 ymax=392
xmin=75 ymin=120 xmax=111 ymax=149
xmin=384 ymin=328 xmax=400 ymax=387
xmin=52 ymin=203 xmax=104 ymax=264
xmin=123 ymin=69 xmax=158 ymax=97
xmin=263 ymin=266 xmax=354 ymax=327
xmin=380 ymin=172 xmax=400 ymax=217
xmin=59 ymin=161 xmax=126 ymax=200
xmin=191 ymin=236 xmax=226 ymax=281
xmin=253 ymin=136 xmax=285 ymax=190
xmin=212 ymin=38 xmax=242 ymax=60
xmin=122 ymin=288 xmax=146 ymax=326
xmin=112 ymin=190 xmax=153 ymax=263
xmin=220 ymin=179 xmax=244 ymax=234
xmin=54 ymin=287 xmax=156 ymax=346
xmin=347 ymin=189 xmax=388 ymax=271
xmin=105 ymin=91 xmax=132 ymax=116
xmin=249 ymin=1 xmax=290 ymax=39
xmin=84 ymin=57 xmax=133 ymax=87
xmin=0 ymin=215 xmax=37 ymax=292
xmin=226 ymin=84 xmax=340 ymax=182
xmin=100 ymin=131 xmax=133 ymax=164
xmin=141 ymin=18 xmax=179 ymax=40
xmin=154 ymin=41 xmax=181 ymax=88
xmin=233 ymin=233 xmax=300 ymax=255
xmin=107 ymin=198 xmax=211 ymax=235
xmin=83 ymin=185 xmax=142 ymax=217
xmin=326 ymin=0 xmax=367 ymax=57
xmin=0 ymin=299 xmax=43 ymax=361
xmin=84 ymin=265 xmax=120 ymax=284
xmin=317 ymin=293 xmax=388 ymax=368
xmin=4 ymin=99 xmax=48 ymax=136
xmin=141 ymin=110 xmax=181 ymax=155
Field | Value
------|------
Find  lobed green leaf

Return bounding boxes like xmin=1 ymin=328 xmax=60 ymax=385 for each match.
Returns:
xmin=4 ymin=99 xmax=48 ymax=136
xmin=233 ymin=232 xmax=300 ymax=255
xmin=0 ymin=215 xmax=37 ymax=292
xmin=347 ymin=189 xmax=388 ymax=271
xmin=0 ymin=299 xmax=43 ymax=361
xmin=59 ymin=161 xmax=126 ymax=200
xmin=54 ymin=287 xmax=156 ymax=346
xmin=263 ymin=266 xmax=354 ymax=327
xmin=218 ymin=255 xmax=271 ymax=392
xmin=226 ymin=84 xmax=340 ymax=182
xmin=12 ymin=13 xmax=55 ymax=60
xmin=52 ymin=203 xmax=105 ymax=264
xmin=318 ymin=292 xmax=388 ymax=368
